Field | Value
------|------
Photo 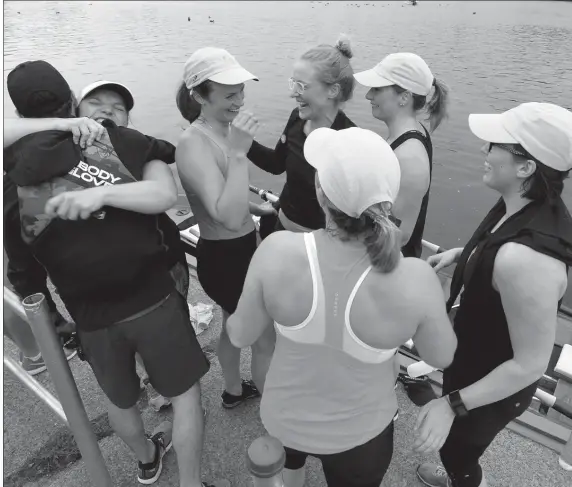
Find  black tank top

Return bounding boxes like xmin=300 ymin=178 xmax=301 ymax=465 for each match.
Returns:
xmin=390 ymin=125 xmax=432 ymax=258
xmin=444 ymin=196 xmax=572 ymax=404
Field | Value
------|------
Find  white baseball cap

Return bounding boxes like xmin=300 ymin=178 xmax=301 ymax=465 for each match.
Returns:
xmin=354 ymin=52 xmax=434 ymax=96
xmin=304 ymin=127 xmax=401 ymax=218
xmin=78 ymin=81 xmax=134 ymax=111
xmin=183 ymin=47 xmax=258 ymax=89
xmin=469 ymin=102 xmax=572 ymax=172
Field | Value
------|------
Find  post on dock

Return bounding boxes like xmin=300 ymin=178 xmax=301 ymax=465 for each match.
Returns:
xmin=5 ymin=288 xmax=113 ymax=487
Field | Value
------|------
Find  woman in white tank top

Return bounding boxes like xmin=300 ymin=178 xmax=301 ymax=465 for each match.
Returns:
xmin=228 ymin=127 xmax=457 ymax=487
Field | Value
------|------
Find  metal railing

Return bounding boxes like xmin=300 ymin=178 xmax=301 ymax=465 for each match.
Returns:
xmin=3 ymin=287 xmax=113 ymax=487
xmin=5 ymin=183 xmax=571 ymax=484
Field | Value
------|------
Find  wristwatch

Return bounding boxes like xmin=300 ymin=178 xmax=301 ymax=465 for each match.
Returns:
xmin=447 ymin=390 xmax=469 ymax=417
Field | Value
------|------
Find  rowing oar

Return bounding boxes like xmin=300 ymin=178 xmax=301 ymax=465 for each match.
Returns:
xmin=249 ymin=184 xmax=280 ymax=206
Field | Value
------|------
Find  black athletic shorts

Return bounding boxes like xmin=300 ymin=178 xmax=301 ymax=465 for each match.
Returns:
xmin=283 ymin=421 xmax=394 ymax=487
xmin=196 ymin=231 xmax=257 ymax=314
xmin=78 ymin=292 xmax=210 ymax=409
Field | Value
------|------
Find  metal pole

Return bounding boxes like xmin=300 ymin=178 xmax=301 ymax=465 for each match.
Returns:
xmin=20 ymin=292 xmax=113 ymax=487
xmin=4 ymin=354 xmax=68 ymax=423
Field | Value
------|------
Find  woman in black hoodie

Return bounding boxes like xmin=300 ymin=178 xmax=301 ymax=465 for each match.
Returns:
xmin=247 ymin=35 xmax=356 ymax=233
xmin=414 ymin=103 xmax=572 ymax=487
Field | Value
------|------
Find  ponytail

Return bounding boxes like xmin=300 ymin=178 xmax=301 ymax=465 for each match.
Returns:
xmin=425 ymin=77 xmax=449 ymax=132
xmin=363 ymin=203 xmax=402 ymax=273
xmin=324 ymin=198 xmax=402 ymax=273
xmin=393 ymin=76 xmax=449 ymax=133
xmin=176 ymin=80 xmax=213 ymax=124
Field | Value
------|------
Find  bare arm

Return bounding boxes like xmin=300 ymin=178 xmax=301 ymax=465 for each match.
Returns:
xmin=176 ymin=112 xmax=258 ymax=232
xmin=460 ymin=243 xmax=566 ymax=411
xmin=4 ymin=117 xmax=104 ymax=149
xmin=392 ymin=141 xmax=430 ymax=247
xmin=101 ymin=159 xmax=178 ymax=213
xmin=412 ymin=259 xmax=458 ymax=369
xmin=44 ymin=159 xmax=178 ymax=219
xmin=227 ymin=235 xmax=277 ymax=348
xmin=176 ymin=133 xmax=250 ymax=232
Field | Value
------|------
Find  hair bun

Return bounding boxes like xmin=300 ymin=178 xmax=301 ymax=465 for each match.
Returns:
xmin=335 ymin=34 xmax=353 ymax=59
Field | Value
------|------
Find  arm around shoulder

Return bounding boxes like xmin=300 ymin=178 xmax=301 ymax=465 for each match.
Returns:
xmin=101 ymin=159 xmax=177 ymax=214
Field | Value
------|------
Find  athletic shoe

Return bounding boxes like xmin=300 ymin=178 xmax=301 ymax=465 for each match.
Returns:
xmin=202 ymin=481 xmax=231 ymax=487
xmin=20 ymin=354 xmax=47 ymax=376
xmin=397 ymin=373 xmax=437 ymax=406
xmin=393 ymin=412 xmax=399 ymax=422
xmin=221 ymin=379 xmax=261 ymax=409
xmin=416 ymin=463 xmax=452 ymax=487
xmin=137 ymin=421 xmax=173 ymax=484
xmin=20 ymin=348 xmax=77 ymax=376
xmin=143 ymin=378 xmax=172 ymax=411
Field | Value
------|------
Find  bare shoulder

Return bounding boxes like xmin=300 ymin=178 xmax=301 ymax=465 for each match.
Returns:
xmin=256 ymin=230 xmax=306 ymax=262
xmin=397 ymin=256 xmax=438 ymax=279
xmin=368 ymin=256 xmax=442 ymax=300
xmin=494 ymin=242 xmax=567 ymax=292
xmin=176 ymin=128 xmax=208 ymax=160
xmin=393 ymin=139 xmax=430 ymax=177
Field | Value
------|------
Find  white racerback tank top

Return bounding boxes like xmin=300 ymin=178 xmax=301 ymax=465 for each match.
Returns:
xmin=260 ymin=232 xmax=399 ymax=454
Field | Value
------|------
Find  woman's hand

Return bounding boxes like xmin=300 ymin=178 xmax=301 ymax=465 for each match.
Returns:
xmin=45 ymin=188 xmax=107 ymax=220
xmin=229 ymin=111 xmax=259 ymax=156
xmin=413 ymin=397 xmax=456 ymax=454
xmin=61 ymin=117 xmax=105 ymax=149
xmin=250 ymin=201 xmax=278 ymax=217
xmin=427 ymin=248 xmax=462 ymax=273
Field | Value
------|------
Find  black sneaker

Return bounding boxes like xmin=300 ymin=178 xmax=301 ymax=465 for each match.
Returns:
xmin=202 ymin=481 xmax=231 ymax=487
xmin=396 ymin=373 xmax=437 ymax=406
xmin=221 ymin=379 xmax=261 ymax=409
xmin=137 ymin=421 xmax=173 ymax=484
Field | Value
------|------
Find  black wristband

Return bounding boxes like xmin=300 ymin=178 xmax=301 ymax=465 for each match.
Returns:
xmin=447 ymin=390 xmax=469 ymax=418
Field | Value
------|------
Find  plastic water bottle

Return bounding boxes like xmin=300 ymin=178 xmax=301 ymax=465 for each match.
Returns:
xmin=246 ymin=435 xmax=286 ymax=487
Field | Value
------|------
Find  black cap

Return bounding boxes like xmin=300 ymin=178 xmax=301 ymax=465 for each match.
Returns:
xmin=7 ymin=61 xmax=72 ymax=117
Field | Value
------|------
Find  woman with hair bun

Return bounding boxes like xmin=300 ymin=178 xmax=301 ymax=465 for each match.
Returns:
xmin=355 ymin=53 xmax=449 ymax=257
xmin=246 ymin=35 xmax=357 ymax=234
xmin=227 ymin=127 xmax=457 ymax=487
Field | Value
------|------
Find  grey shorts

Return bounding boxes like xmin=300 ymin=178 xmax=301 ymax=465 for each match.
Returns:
xmin=78 ymin=292 xmax=210 ymax=408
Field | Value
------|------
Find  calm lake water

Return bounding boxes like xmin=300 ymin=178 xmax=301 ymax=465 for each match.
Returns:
xmin=4 ymin=0 xmax=572 ymax=296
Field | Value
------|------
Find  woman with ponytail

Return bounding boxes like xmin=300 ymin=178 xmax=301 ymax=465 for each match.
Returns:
xmin=175 ymin=47 xmax=269 ymax=410
xmin=227 ymin=128 xmax=457 ymax=487
xmin=246 ymin=34 xmax=357 ymax=234
xmin=354 ymin=53 xmax=449 ymax=257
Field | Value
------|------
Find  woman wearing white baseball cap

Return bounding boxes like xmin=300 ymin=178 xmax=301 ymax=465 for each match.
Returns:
xmin=227 ymin=127 xmax=457 ymax=487
xmin=415 ymin=103 xmax=572 ymax=487
xmin=175 ymin=47 xmax=269 ymax=410
xmin=354 ymin=52 xmax=449 ymax=258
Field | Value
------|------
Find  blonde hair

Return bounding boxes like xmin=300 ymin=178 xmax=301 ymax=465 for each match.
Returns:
xmin=324 ymin=198 xmax=401 ymax=273
xmin=300 ymin=34 xmax=356 ymax=103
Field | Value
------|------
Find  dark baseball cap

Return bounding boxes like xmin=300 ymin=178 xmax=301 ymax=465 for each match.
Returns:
xmin=7 ymin=60 xmax=72 ymax=117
